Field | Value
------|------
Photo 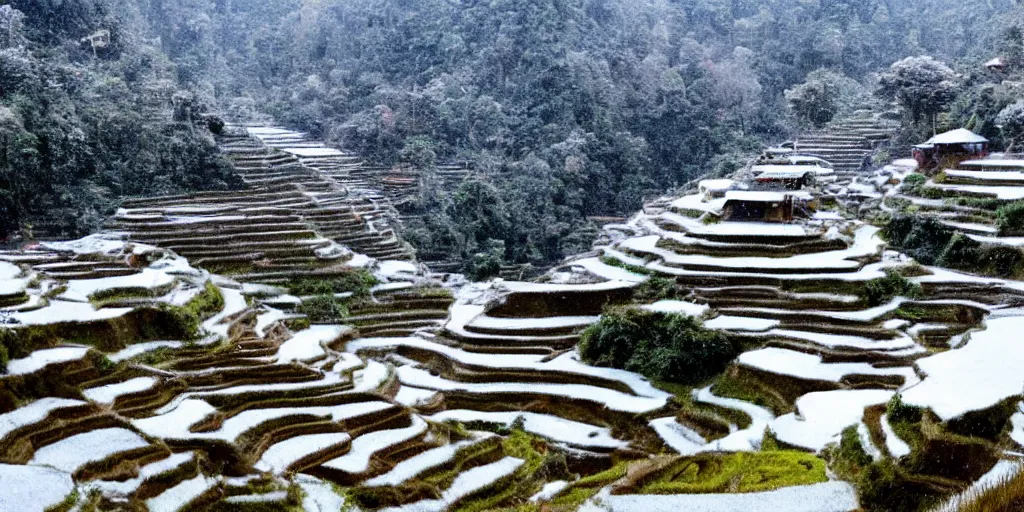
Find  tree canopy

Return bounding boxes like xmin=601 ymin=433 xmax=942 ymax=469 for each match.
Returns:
xmin=4 ymin=0 xmax=1024 ymax=266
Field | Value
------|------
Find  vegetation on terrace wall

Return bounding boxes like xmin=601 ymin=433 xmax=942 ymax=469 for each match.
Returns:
xmin=287 ymin=271 xmax=378 ymax=298
xmin=884 ymin=215 xmax=1024 ymax=278
xmin=634 ymin=451 xmax=827 ymax=495
xmin=579 ymin=307 xmax=737 ymax=385
xmin=863 ymin=270 xmax=923 ymax=307
xmin=952 ymin=469 xmax=1024 ymax=512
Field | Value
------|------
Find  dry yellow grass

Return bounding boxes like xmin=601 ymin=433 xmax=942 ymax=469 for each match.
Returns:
xmin=932 ymin=462 xmax=1024 ymax=512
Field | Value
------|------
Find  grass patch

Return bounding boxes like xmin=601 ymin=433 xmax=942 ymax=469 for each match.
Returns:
xmin=1 ymin=305 xmax=202 ymax=359
xmin=89 ymin=285 xmax=171 ymax=306
xmin=710 ymin=371 xmax=795 ymax=416
xmin=635 ymin=451 xmax=827 ymax=494
xmin=997 ymin=201 xmax=1024 ymax=236
xmin=184 ymin=281 xmax=226 ymax=322
xmin=599 ymin=255 xmax=656 ymax=277
xmin=885 ymin=214 xmax=1024 ymax=278
xmin=952 ymin=468 xmax=1024 ymax=512
xmin=857 ymin=458 xmax=943 ymax=512
xmin=451 ymin=429 xmax=572 ymax=512
xmin=43 ymin=490 xmax=79 ymax=512
xmin=945 ymin=196 xmax=1004 ymax=211
xmin=863 ymin=270 xmax=923 ymax=307
xmin=659 ymin=383 xmax=752 ymax=438
xmin=548 ymin=460 xmax=632 ymax=508
xmin=0 ymin=328 xmax=10 ymax=372
xmin=946 ymin=399 xmax=1017 ymax=441
xmin=631 ymin=276 xmax=681 ymax=301
xmin=284 ymin=317 xmax=311 ymax=331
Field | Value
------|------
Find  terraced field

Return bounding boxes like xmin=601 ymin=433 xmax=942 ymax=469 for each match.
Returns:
xmin=107 ymin=125 xmax=414 ymax=283
xmin=883 ymin=157 xmax=1024 ymax=246
xmin=793 ymin=116 xmax=900 ymax=176
xmin=5 ymin=117 xmax=1024 ymax=511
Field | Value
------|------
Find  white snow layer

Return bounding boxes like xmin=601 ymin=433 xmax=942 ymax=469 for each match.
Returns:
xmin=585 ymin=481 xmax=859 ymax=512
xmin=29 ymin=427 xmax=150 ymax=472
xmin=83 ymin=376 xmax=159 ymax=404
xmin=902 ymin=316 xmax=1024 ymax=420
xmin=0 ymin=463 xmax=75 ymax=511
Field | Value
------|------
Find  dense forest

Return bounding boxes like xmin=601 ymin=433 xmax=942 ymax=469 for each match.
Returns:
xmin=4 ymin=0 xmax=1024 ymax=270
xmin=0 ymin=0 xmax=239 ymax=241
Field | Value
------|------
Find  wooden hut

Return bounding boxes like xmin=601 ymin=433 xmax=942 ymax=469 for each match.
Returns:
xmin=913 ymin=129 xmax=989 ymax=171
xmin=721 ymin=191 xmax=813 ymax=222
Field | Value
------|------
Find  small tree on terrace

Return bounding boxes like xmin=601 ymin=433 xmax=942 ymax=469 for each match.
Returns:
xmin=785 ymin=69 xmax=865 ymax=127
xmin=786 ymin=75 xmax=837 ymax=127
xmin=997 ymin=100 xmax=1024 ymax=151
xmin=876 ymin=56 xmax=959 ymax=130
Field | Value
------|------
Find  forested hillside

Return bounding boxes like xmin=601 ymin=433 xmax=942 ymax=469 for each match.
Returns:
xmin=133 ymin=0 xmax=1023 ymax=270
xmin=4 ymin=0 xmax=1024 ymax=270
xmin=0 ymin=0 xmax=238 ymax=242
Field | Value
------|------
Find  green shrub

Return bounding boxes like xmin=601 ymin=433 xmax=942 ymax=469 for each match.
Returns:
xmin=288 ymin=271 xmax=378 ymax=297
xmin=902 ymin=173 xmax=927 ymax=195
xmin=937 ymin=233 xmax=982 ymax=269
xmin=464 ymin=244 xmax=505 ymax=282
xmin=579 ymin=308 xmax=737 ymax=385
xmin=884 ymin=215 xmax=954 ymax=265
xmin=946 ymin=399 xmax=1017 ymax=441
xmin=863 ymin=270 xmax=923 ymax=306
xmin=826 ymin=425 xmax=873 ymax=480
xmin=997 ymin=201 xmax=1024 ymax=236
xmin=979 ymin=245 xmax=1024 ymax=278
xmin=887 ymin=395 xmax=923 ymax=425
xmin=298 ymin=295 xmax=350 ymax=322
xmin=0 ymin=328 xmax=12 ymax=372
xmin=633 ymin=276 xmax=681 ymax=301
xmin=761 ymin=428 xmax=783 ymax=451
xmin=858 ymin=459 xmax=937 ymax=512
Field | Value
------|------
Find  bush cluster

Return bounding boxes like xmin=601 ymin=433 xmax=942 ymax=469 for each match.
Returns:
xmin=579 ymin=308 xmax=737 ymax=385
xmin=885 ymin=215 xmax=1024 ymax=277
xmin=863 ymin=270 xmax=923 ymax=306
xmin=298 ymin=295 xmax=350 ymax=323
xmin=997 ymin=201 xmax=1024 ymax=236
xmin=0 ymin=329 xmax=10 ymax=372
xmin=901 ymin=173 xmax=928 ymax=195
xmin=288 ymin=271 xmax=378 ymax=298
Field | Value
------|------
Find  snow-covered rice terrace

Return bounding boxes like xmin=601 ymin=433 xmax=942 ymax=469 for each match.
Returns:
xmin=3 ymin=120 xmax=1024 ymax=511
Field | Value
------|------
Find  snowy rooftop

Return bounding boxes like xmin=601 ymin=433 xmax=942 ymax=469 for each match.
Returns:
xmin=756 ymin=169 xmax=814 ymax=180
xmin=698 ymin=179 xmax=736 ymax=192
xmin=724 ymin=190 xmax=813 ymax=203
xmin=924 ymin=128 xmax=988 ymax=146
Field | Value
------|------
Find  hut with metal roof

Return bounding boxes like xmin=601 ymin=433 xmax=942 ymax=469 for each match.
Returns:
xmin=912 ymin=129 xmax=989 ymax=171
